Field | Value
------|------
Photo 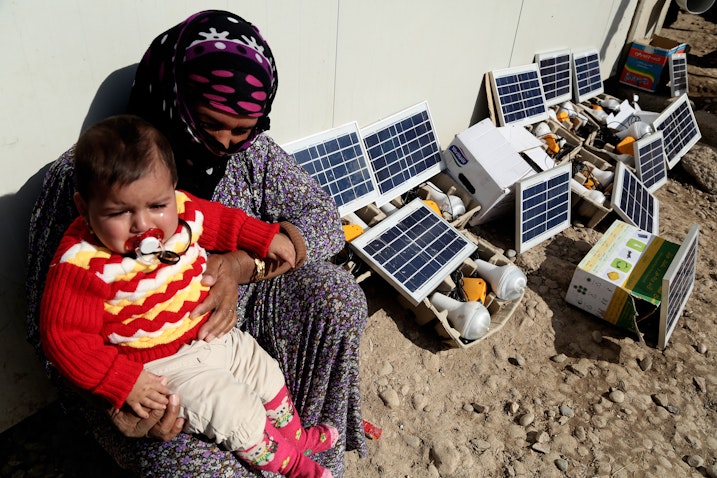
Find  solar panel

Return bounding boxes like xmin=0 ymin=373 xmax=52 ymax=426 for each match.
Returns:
xmin=633 ymin=131 xmax=668 ymax=193
xmin=349 ymin=198 xmax=477 ymax=306
xmin=611 ymin=162 xmax=659 ymax=234
xmin=659 ymin=224 xmax=699 ymax=349
xmin=572 ymin=49 xmax=604 ymax=103
xmin=489 ymin=64 xmax=549 ymax=127
xmin=515 ymin=163 xmax=572 ymax=254
xmin=535 ymin=49 xmax=573 ymax=106
xmin=669 ymin=52 xmax=688 ymax=97
xmin=360 ymin=102 xmax=444 ymax=207
xmin=283 ymin=122 xmax=379 ymax=217
xmin=652 ymin=93 xmax=701 ymax=169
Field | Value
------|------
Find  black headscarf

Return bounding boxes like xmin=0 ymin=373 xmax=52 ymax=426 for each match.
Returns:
xmin=128 ymin=10 xmax=278 ymax=196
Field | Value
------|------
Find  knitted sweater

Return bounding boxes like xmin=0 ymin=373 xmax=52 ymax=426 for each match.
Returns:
xmin=40 ymin=191 xmax=279 ymax=409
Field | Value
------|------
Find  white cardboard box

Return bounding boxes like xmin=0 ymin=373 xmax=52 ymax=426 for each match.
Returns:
xmin=443 ymin=118 xmax=535 ymax=225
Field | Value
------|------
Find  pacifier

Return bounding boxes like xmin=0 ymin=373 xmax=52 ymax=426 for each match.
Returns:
xmin=125 ymin=228 xmax=165 ymax=256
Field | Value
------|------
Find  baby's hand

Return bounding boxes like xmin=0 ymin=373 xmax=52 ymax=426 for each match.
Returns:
xmin=266 ymin=233 xmax=296 ymax=268
xmin=126 ymin=371 xmax=170 ymax=419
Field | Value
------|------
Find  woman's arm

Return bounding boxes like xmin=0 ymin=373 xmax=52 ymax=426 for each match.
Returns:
xmin=260 ymin=136 xmax=345 ymax=261
xmin=26 ymin=150 xmax=79 ymax=360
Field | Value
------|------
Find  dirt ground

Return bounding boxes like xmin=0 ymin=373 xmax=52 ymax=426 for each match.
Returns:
xmin=1 ymin=8 xmax=716 ymax=478
xmin=342 ymin=10 xmax=717 ymax=478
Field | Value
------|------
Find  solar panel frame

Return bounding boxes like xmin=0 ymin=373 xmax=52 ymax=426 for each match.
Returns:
xmin=534 ymin=49 xmax=573 ymax=107
xmin=633 ymin=131 xmax=668 ymax=193
xmin=349 ymin=198 xmax=477 ymax=306
xmin=652 ymin=93 xmax=701 ymax=169
xmin=282 ymin=122 xmax=379 ymax=218
xmin=611 ymin=162 xmax=660 ymax=234
xmin=515 ymin=163 xmax=572 ymax=254
xmin=659 ymin=224 xmax=699 ymax=349
xmin=572 ymin=49 xmax=604 ymax=103
xmin=669 ymin=52 xmax=688 ymax=97
xmin=489 ymin=64 xmax=550 ymax=127
xmin=360 ymin=101 xmax=445 ymax=207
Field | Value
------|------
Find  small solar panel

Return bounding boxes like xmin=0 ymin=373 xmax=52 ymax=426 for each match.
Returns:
xmin=659 ymin=224 xmax=699 ymax=349
xmin=652 ymin=93 xmax=701 ymax=169
xmin=360 ymin=102 xmax=444 ymax=207
xmin=535 ymin=49 xmax=573 ymax=106
xmin=350 ymin=198 xmax=476 ymax=306
xmin=489 ymin=64 xmax=549 ymax=127
xmin=611 ymin=162 xmax=659 ymax=234
xmin=283 ymin=122 xmax=379 ymax=217
xmin=572 ymin=49 xmax=604 ymax=103
xmin=669 ymin=52 xmax=688 ymax=97
xmin=633 ymin=131 xmax=668 ymax=193
xmin=515 ymin=163 xmax=572 ymax=254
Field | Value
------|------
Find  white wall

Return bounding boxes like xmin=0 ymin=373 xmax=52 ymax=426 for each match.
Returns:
xmin=0 ymin=0 xmax=666 ymax=430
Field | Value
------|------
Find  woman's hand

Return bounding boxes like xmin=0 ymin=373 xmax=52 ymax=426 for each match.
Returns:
xmin=193 ymin=250 xmax=251 ymax=342
xmin=109 ymin=394 xmax=185 ymax=441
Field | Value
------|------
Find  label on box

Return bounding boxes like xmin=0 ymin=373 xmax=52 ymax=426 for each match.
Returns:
xmin=619 ymin=37 xmax=687 ymax=92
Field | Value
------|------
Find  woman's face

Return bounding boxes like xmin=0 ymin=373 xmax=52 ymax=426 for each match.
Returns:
xmin=193 ymin=103 xmax=259 ymax=152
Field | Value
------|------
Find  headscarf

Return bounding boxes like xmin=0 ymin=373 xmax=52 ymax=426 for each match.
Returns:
xmin=128 ymin=10 xmax=278 ymax=195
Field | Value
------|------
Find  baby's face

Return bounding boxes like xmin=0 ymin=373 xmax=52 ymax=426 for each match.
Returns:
xmin=83 ymin=161 xmax=179 ymax=255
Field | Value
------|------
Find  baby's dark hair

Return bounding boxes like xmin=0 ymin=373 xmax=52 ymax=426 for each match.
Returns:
xmin=74 ymin=114 xmax=177 ymax=200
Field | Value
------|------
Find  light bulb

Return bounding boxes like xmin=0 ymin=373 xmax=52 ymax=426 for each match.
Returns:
xmin=474 ymin=259 xmax=527 ymax=301
xmin=429 ymin=292 xmax=491 ymax=340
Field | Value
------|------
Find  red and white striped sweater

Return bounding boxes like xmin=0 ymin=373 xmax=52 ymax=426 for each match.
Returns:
xmin=40 ymin=191 xmax=279 ymax=409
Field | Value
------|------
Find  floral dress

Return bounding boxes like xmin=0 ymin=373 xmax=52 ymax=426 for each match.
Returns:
xmin=26 ymin=133 xmax=368 ymax=477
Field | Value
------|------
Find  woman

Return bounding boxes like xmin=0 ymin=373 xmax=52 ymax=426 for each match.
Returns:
xmin=26 ymin=10 xmax=367 ymax=477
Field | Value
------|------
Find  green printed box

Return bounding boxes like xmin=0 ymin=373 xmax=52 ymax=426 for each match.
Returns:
xmin=566 ymin=220 xmax=699 ymax=348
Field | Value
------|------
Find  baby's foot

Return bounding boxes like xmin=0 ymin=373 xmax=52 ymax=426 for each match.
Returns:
xmin=301 ymin=424 xmax=339 ymax=456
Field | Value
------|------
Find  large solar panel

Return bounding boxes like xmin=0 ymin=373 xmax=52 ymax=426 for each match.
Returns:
xmin=659 ymin=224 xmax=699 ymax=349
xmin=535 ymin=49 xmax=573 ymax=106
xmin=283 ymin=122 xmax=379 ymax=217
xmin=350 ymin=198 xmax=476 ymax=306
xmin=611 ymin=162 xmax=659 ymax=234
xmin=572 ymin=49 xmax=604 ymax=103
xmin=489 ymin=64 xmax=549 ymax=127
xmin=515 ymin=163 xmax=572 ymax=254
xmin=633 ymin=131 xmax=668 ymax=193
xmin=669 ymin=52 xmax=688 ymax=97
xmin=360 ymin=102 xmax=444 ymax=207
xmin=652 ymin=93 xmax=701 ymax=169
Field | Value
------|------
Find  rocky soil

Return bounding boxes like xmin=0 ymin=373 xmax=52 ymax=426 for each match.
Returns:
xmin=343 ymin=10 xmax=717 ymax=478
xmin=1 ymin=8 xmax=716 ymax=478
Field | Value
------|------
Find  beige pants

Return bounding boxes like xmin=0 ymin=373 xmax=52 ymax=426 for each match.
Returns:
xmin=144 ymin=328 xmax=286 ymax=450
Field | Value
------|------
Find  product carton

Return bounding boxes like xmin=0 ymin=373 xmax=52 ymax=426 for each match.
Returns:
xmin=443 ymin=118 xmax=535 ymax=226
xmin=619 ymin=35 xmax=687 ymax=93
xmin=566 ymin=220 xmax=699 ymax=348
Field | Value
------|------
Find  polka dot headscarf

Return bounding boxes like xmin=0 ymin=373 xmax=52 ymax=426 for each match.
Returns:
xmin=128 ymin=10 xmax=278 ymax=156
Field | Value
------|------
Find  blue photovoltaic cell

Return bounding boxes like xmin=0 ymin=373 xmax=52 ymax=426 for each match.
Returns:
xmin=660 ymin=224 xmax=699 ymax=349
xmin=634 ymin=132 xmax=668 ymax=192
xmin=516 ymin=163 xmax=571 ymax=253
xmin=573 ymin=50 xmax=603 ymax=102
xmin=491 ymin=65 xmax=548 ymax=126
xmin=669 ymin=53 xmax=688 ymax=97
xmin=284 ymin=123 xmax=378 ymax=216
xmin=350 ymin=199 xmax=476 ymax=306
xmin=612 ymin=163 xmax=658 ymax=234
xmin=666 ymin=237 xmax=697 ymax=332
xmin=361 ymin=103 xmax=443 ymax=205
xmin=653 ymin=94 xmax=701 ymax=169
xmin=535 ymin=50 xmax=572 ymax=106
xmin=521 ymin=171 xmax=570 ymax=242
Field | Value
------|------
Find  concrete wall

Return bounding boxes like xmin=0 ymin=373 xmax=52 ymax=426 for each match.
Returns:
xmin=0 ymin=0 xmax=668 ymax=431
